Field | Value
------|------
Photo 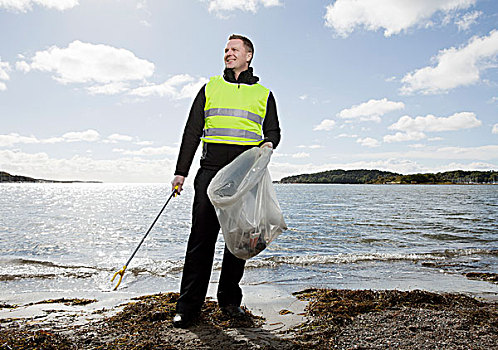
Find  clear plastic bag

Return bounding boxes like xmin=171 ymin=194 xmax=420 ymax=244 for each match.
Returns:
xmin=207 ymin=147 xmax=287 ymax=260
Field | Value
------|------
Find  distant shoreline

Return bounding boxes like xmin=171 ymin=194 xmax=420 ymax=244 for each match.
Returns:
xmin=0 ymin=171 xmax=102 ymax=184
xmin=278 ymin=169 xmax=498 ymax=185
xmin=275 ymin=181 xmax=498 ymax=185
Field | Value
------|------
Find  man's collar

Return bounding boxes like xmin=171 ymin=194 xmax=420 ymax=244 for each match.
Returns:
xmin=223 ymin=67 xmax=259 ymax=84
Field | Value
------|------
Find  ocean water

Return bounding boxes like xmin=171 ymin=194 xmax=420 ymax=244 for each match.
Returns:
xmin=1 ymin=183 xmax=497 ymax=308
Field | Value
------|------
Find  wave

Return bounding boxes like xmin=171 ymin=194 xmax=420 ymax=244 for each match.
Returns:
xmin=0 ymin=257 xmax=184 ymax=281
xmin=0 ymin=271 xmax=96 ymax=281
xmin=1 ymin=248 xmax=495 ymax=280
xmin=244 ymin=248 xmax=498 ymax=269
xmin=125 ymin=260 xmax=184 ymax=276
xmin=0 ymin=258 xmax=95 ymax=270
xmin=435 ymin=248 xmax=498 ymax=257
xmin=0 ymin=258 xmax=102 ymax=281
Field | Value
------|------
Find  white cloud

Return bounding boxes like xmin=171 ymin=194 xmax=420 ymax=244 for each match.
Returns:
xmin=107 ymin=134 xmax=134 ymax=143
xmin=384 ymin=112 xmax=481 ymax=143
xmin=136 ymin=0 xmax=147 ymax=10
xmin=0 ymin=133 xmax=39 ymax=147
xmin=0 ymin=60 xmax=11 ymax=81
xmin=178 ymin=77 xmax=210 ymax=100
xmin=22 ymin=40 xmax=154 ymax=88
xmin=436 ymin=161 xmax=498 ymax=172
xmin=492 ymin=124 xmax=498 ymax=135
xmin=389 ymin=112 xmax=481 ymax=132
xmin=15 ymin=60 xmax=30 ymax=73
xmin=19 ymin=41 xmax=204 ymax=98
xmin=359 ymin=145 xmax=498 ymax=161
xmin=0 ymin=58 xmax=11 ymax=91
xmin=130 ymin=74 xmax=208 ymax=100
xmin=313 ymin=119 xmax=336 ymax=131
xmin=338 ymin=98 xmax=405 ymax=122
xmin=206 ymin=0 xmax=282 ymax=15
xmin=0 ymin=149 xmax=176 ymax=183
xmin=0 ymin=0 xmax=79 ymax=12
xmin=0 ymin=129 xmax=100 ymax=146
xmin=113 ymin=146 xmax=177 ymax=156
xmin=61 ymin=129 xmax=100 ymax=142
xmin=400 ymin=30 xmax=498 ymax=95
xmin=408 ymin=144 xmax=427 ymax=149
xmin=291 ymin=152 xmax=310 ymax=159
xmin=324 ymin=0 xmax=476 ymax=37
xmin=455 ymin=10 xmax=481 ymax=31
xmin=337 ymin=133 xmax=358 ymax=138
xmin=383 ymin=131 xmax=426 ymax=143
xmin=436 ymin=145 xmax=498 ymax=160
xmin=135 ymin=140 xmax=154 ymax=146
xmin=297 ymin=144 xmax=323 ymax=149
xmin=357 ymin=137 xmax=380 ymax=148
xmin=299 ymin=94 xmax=308 ymax=100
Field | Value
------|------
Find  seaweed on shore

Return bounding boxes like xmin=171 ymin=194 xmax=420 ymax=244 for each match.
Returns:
xmin=465 ymin=272 xmax=498 ymax=283
xmin=32 ymin=298 xmax=98 ymax=306
xmin=76 ymin=292 xmax=264 ymax=349
xmin=0 ymin=329 xmax=74 ymax=350
xmin=1 ymin=289 xmax=496 ymax=350
xmin=0 ymin=292 xmax=266 ymax=350
xmin=289 ymin=288 xmax=497 ymax=349
xmin=110 ymin=292 xmax=263 ymax=329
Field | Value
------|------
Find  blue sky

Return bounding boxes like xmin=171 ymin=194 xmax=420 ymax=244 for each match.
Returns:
xmin=0 ymin=0 xmax=497 ymax=182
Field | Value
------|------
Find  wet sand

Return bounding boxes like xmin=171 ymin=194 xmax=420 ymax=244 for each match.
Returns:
xmin=1 ymin=286 xmax=497 ymax=350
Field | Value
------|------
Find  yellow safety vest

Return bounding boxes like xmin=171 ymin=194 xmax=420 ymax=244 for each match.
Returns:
xmin=202 ymin=75 xmax=270 ymax=145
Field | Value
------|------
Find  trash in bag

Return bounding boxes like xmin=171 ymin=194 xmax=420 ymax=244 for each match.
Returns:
xmin=207 ymin=147 xmax=287 ymax=260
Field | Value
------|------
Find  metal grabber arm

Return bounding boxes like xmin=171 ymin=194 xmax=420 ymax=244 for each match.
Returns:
xmin=111 ymin=186 xmax=179 ymax=290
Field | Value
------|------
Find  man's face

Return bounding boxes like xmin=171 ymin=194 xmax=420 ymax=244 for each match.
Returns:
xmin=224 ymin=39 xmax=252 ymax=72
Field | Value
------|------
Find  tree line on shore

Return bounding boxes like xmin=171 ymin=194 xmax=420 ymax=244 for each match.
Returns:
xmin=278 ymin=169 xmax=498 ymax=184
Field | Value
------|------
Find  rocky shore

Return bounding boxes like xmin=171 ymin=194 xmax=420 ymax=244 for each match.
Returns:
xmin=1 ymin=288 xmax=496 ymax=349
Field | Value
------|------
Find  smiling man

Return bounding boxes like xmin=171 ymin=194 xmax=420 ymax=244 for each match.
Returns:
xmin=171 ymin=34 xmax=281 ymax=328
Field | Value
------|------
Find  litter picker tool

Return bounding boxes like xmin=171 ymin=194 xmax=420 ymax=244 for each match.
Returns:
xmin=111 ymin=186 xmax=178 ymax=290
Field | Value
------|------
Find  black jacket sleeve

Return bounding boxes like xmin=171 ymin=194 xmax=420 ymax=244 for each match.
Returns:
xmin=174 ymin=85 xmax=206 ymax=177
xmin=259 ymin=92 xmax=281 ymax=149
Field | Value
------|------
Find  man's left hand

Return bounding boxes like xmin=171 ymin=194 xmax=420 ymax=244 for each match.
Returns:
xmin=260 ymin=142 xmax=273 ymax=149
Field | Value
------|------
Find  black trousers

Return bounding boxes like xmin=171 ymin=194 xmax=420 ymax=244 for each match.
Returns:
xmin=176 ymin=167 xmax=246 ymax=314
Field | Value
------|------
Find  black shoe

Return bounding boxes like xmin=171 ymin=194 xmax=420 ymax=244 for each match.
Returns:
xmin=220 ymin=305 xmax=246 ymax=318
xmin=172 ymin=313 xmax=195 ymax=328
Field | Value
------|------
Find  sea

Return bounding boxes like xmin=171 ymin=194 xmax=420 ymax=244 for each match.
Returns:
xmin=1 ymin=183 xmax=497 ymax=310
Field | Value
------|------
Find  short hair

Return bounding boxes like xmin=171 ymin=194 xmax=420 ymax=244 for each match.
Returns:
xmin=229 ymin=34 xmax=254 ymax=65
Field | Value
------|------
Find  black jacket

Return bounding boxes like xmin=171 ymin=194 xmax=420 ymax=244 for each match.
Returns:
xmin=174 ymin=68 xmax=281 ymax=177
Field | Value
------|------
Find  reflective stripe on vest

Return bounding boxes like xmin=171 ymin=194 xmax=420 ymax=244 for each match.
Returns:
xmin=203 ymin=128 xmax=262 ymax=140
xmin=202 ymin=75 xmax=269 ymax=146
xmin=204 ymin=108 xmax=264 ymax=125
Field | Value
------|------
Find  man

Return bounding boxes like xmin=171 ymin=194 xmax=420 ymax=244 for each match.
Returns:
xmin=171 ymin=34 xmax=281 ymax=328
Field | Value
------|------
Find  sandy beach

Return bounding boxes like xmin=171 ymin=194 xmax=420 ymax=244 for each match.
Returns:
xmin=1 ymin=283 xmax=497 ymax=349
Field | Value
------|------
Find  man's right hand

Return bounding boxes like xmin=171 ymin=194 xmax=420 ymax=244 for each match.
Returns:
xmin=171 ymin=175 xmax=185 ymax=194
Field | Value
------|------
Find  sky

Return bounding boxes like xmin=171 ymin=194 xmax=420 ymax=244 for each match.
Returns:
xmin=0 ymin=0 xmax=497 ymax=183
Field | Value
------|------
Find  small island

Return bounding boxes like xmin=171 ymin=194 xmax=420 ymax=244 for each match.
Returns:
xmin=0 ymin=171 xmax=102 ymax=184
xmin=279 ymin=169 xmax=498 ymax=185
